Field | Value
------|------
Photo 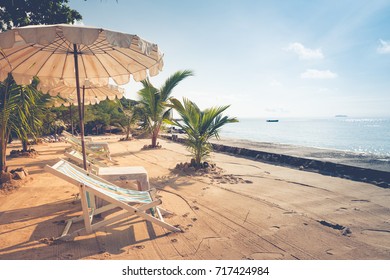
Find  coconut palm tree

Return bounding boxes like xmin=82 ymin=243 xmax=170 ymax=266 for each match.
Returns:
xmin=114 ymin=99 xmax=143 ymax=141
xmin=19 ymin=92 xmax=49 ymax=151
xmin=0 ymin=75 xmax=40 ymax=172
xmin=138 ymin=70 xmax=193 ymax=148
xmin=166 ymin=97 xmax=238 ymax=167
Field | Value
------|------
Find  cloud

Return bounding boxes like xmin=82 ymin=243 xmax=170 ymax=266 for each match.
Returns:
xmin=300 ymin=69 xmax=338 ymax=79
xmin=377 ymin=39 xmax=390 ymax=54
xmin=285 ymin=42 xmax=324 ymax=60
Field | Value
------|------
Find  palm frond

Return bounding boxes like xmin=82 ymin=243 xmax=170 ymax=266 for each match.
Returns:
xmin=137 ymin=70 xmax=193 ymax=146
xmin=167 ymin=97 xmax=238 ymax=165
xmin=159 ymin=70 xmax=194 ymax=101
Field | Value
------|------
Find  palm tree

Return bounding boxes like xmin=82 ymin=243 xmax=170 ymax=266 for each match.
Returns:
xmin=114 ymin=99 xmax=142 ymax=141
xmin=166 ymin=97 xmax=238 ymax=167
xmin=19 ymin=92 xmax=48 ymax=151
xmin=0 ymin=75 xmax=40 ymax=172
xmin=138 ymin=70 xmax=193 ymax=148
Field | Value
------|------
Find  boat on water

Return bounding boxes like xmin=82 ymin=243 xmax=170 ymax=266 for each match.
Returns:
xmin=266 ymin=119 xmax=279 ymax=122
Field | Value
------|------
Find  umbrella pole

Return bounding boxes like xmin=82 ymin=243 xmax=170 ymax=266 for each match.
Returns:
xmin=73 ymin=44 xmax=87 ymax=170
xmin=82 ymin=85 xmax=85 ymax=121
xmin=70 ymin=104 xmax=74 ymax=136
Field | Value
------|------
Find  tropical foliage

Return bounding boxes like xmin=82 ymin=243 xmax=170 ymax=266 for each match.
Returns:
xmin=41 ymin=98 xmax=142 ymax=137
xmin=166 ymin=97 xmax=238 ymax=167
xmin=0 ymin=0 xmax=82 ymax=31
xmin=0 ymin=75 xmax=41 ymax=171
xmin=114 ymin=99 xmax=142 ymax=141
xmin=138 ymin=70 xmax=193 ymax=147
xmin=0 ymin=0 xmax=82 ymax=177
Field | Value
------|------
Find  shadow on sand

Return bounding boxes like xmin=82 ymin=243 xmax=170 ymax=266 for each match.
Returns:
xmin=0 ymin=197 xmax=175 ymax=260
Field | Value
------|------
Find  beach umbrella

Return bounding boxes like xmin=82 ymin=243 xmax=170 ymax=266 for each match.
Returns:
xmin=0 ymin=24 xmax=164 ymax=169
xmin=41 ymin=82 xmax=125 ymax=106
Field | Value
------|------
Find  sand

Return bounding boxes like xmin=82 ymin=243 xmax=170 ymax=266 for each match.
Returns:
xmin=0 ymin=136 xmax=389 ymax=260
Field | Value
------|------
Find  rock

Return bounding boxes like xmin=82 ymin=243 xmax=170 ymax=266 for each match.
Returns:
xmin=14 ymin=171 xmax=26 ymax=180
xmin=342 ymin=227 xmax=352 ymax=236
xmin=377 ymin=181 xmax=389 ymax=188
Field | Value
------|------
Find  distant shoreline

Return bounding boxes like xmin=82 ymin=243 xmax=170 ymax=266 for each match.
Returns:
xmin=219 ymin=117 xmax=390 ymax=158
xmin=162 ymin=134 xmax=390 ymax=189
xmin=213 ymin=137 xmax=390 ymax=172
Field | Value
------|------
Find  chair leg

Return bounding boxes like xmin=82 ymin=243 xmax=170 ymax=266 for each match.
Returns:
xmin=79 ymin=185 xmax=93 ymax=233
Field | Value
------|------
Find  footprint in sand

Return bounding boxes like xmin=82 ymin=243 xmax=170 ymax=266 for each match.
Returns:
xmin=326 ymin=249 xmax=334 ymax=255
xmin=61 ymin=253 xmax=74 ymax=260
xmin=132 ymin=245 xmax=145 ymax=250
xmin=250 ymin=252 xmax=284 ymax=259
xmin=361 ymin=229 xmax=390 ymax=236
xmin=325 ymin=246 xmax=353 ymax=256
xmin=270 ymin=225 xmax=280 ymax=231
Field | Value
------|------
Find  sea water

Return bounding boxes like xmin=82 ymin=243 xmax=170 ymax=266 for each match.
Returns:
xmin=219 ymin=118 xmax=390 ymax=157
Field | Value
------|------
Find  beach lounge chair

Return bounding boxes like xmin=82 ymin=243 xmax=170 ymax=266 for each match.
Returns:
xmin=62 ymin=131 xmax=112 ymax=161
xmin=45 ymin=159 xmax=180 ymax=240
xmin=65 ymin=150 xmax=150 ymax=191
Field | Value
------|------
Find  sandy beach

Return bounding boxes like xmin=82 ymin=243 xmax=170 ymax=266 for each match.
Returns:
xmin=0 ymin=136 xmax=390 ymax=260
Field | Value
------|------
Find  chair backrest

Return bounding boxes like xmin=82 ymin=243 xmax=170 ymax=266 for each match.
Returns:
xmin=62 ymin=131 xmax=93 ymax=141
xmin=65 ymin=150 xmax=108 ymax=169
xmin=46 ymin=160 xmax=151 ymax=204
xmin=62 ymin=132 xmax=111 ymax=160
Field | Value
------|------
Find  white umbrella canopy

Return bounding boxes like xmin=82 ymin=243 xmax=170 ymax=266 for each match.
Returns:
xmin=0 ymin=24 xmax=164 ymax=169
xmin=0 ymin=24 xmax=163 ymax=87
xmin=41 ymin=83 xmax=125 ymax=106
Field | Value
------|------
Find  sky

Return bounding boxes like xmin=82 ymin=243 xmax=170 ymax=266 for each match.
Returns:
xmin=68 ymin=0 xmax=390 ymax=118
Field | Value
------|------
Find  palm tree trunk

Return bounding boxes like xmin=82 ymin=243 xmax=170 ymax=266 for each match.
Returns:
xmin=152 ymin=126 xmax=160 ymax=147
xmin=0 ymin=131 xmax=7 ymax=172
xmin=195 ymin=143 xmax=202 ymax=167
xmin=22 ymin=139 xmax=28 ymax=152
xmin=151 ymin=134 xmax=157 ymax=147
xmin=0 ymin=86 xmax=8 ymax=172
xmin=125 ymin=126 xmax=131 ymax=140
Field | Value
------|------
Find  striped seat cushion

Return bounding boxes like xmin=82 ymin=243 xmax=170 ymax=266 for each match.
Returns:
xmin=55 ymin=160 xmax=152 ymax=204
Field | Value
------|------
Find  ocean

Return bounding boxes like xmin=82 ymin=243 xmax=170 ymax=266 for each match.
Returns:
xmin=219 ymin=118 xmax=390 ymax=157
